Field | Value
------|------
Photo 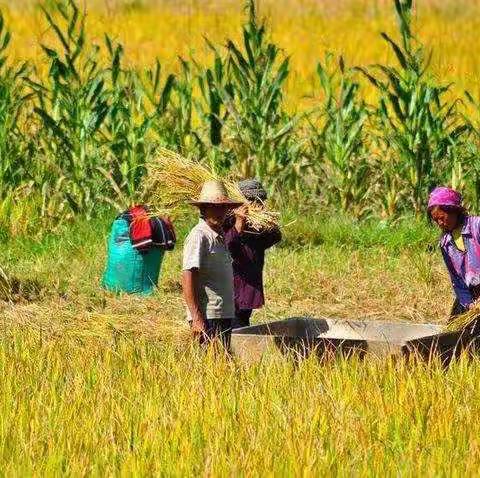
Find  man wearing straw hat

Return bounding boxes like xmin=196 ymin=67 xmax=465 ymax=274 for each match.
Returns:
xmin=182 ymin=180 xmax=243 ymax=345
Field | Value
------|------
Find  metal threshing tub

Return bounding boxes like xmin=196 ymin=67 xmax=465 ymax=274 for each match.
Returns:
xmin=231 ymin=317 xmax=471 ymax=364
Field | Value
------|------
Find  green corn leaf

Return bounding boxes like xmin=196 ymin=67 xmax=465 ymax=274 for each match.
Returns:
xmin=354 ymin=66 xmax=385 ymax=91
xmin=214 ymin=54 xmax=223 ymax=82
xmin=34 ymin=107 xmax=73 ymax=150
xmin=104 ymin=34 xmax=114 ymax=56
xmin=0 ymin=31 xmax=11 ymax=53
xmin=380 ymin=32 xmax=409 ymax=70
xmin=243 ymin=28 xmax=255 ymax=68
xmin=41 ymin=45 xmax=59 ymax=60
xmin=158 ymin=74 xmax=175 ymax=114
xmin=110 ymin=42 xmax=123 ymax=86
xmin=373 ymin=64 xmax=406 ymax=101
xmin=227 ymin=40 xmax=251 ymax=76
xmin=316 ymin=62 xmax=333 ymax=101
xmin=68 ymin=1 xmax=80 ymax=40
xmin=268 ymin=116 xmax=298 ymax=142
xmin=41 ymin=7 xmax=71 ymax=54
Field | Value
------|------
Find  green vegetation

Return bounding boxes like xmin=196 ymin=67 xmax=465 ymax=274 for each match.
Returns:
xmin=1 ymin=0 xmax=480 ymax=237
xmin=2 ymin=1 xmax=480 ymax=474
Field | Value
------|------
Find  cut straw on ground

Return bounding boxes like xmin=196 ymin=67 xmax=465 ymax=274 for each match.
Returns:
xmin=2 ymin=303 xmax=192 ymax=345
xmin=143 ymin=148 xmax=280 ymax=231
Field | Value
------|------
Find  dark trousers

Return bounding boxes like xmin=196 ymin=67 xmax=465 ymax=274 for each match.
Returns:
xmin=194 ymin=319 xmax=232 ymax=348
xmin=232 ymin=309 xmax=253 ymax=329
xmin=450 ymin=299 xmax=467 ymax=318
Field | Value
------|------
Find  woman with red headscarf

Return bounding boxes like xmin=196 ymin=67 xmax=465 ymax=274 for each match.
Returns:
xmin=428 ymin=186 xmax=480 ymax=318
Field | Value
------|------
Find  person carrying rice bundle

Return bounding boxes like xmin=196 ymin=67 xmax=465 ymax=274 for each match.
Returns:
xmin=182 ymin=180 xmax=243 ymax=346
xmin=224 ymin=179 xmax=282 ymax=329
xmin=102 ymin=205 xmax=176 ymax=295
xmin=428 ymin=187 xmax=480 ymax=335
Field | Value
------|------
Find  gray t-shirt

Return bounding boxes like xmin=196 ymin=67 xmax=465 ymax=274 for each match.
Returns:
xmin=182 ymin=219 xmax=235 ymax=320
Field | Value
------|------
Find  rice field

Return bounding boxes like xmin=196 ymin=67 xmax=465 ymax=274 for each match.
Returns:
xmin=3 ymin=213 xmax=480 ymax=475
xmin=4 ymin=0 xmax=480 ymax=106
xmin=3 ymin=1 xmax=480 ymax=475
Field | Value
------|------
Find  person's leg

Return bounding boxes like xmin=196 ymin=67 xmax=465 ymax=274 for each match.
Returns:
xmin=232 ymin=309 xmax=253 ymax=329
xmin=200 ymin=319 xmax=232 ymax=349
xmin=449 ymin=299 xmax=466 ymax=322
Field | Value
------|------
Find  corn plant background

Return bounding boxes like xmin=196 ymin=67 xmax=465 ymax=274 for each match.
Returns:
xmin=0 ymin=0 xmax=480 ymax=235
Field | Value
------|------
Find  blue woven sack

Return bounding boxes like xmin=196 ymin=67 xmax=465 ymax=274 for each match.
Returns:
xmin=102 ymin=218 xmax=164 ymax=295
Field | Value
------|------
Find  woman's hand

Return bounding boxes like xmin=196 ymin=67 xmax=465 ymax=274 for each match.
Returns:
xmin=234 ymin=204 xmax=249 ymax=234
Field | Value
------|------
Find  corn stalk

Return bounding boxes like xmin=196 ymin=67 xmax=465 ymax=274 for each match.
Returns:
xmin=194 ymin=42 xmax=235 ymax=173
xmin=356 ymin=0 xmax=468 ymax=215
xmin=212 ymin=0 xmax=299 ymax=187
xmin=310 ymin=54 xmax=371 ymax=218
xmin=102 ymin=36 xmax=175 ymax=208
xmin=29 ymin=0 xmax=110 ymax=219
xmin=0 ymin=13 xmax=33 ymax=196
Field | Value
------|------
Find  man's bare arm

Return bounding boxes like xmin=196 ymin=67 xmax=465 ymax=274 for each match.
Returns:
xmin=182 ymin=269 xmax=207 ymax=333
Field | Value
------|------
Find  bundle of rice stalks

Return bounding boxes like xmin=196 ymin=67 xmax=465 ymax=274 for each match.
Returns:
xmin=446 ymin=304 xmax=480 ymax=332
xmin=143 ymin=149 xmax=279 ymax=231
xmin=0 ymin=266 xmax=42 ymax=303
xmin=3 ymin=305 xmax=192 ymax=347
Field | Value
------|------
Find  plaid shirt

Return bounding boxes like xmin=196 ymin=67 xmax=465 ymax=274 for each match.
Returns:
xmin=440 ymin=215 xmax=480 ymax=307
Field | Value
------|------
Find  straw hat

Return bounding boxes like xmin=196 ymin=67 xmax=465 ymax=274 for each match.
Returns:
xmin=190 ymin=180 xmax=244 ymax=207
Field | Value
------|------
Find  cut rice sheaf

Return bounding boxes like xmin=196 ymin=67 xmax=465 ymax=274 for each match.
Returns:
xmin=143 ymin=148 xmax=279 ymax=231
xmin=446 ymin=303 xmax=480 ymax=332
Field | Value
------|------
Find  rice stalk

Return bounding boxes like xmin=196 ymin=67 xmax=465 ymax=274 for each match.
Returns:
xmin=0 ymin=266 xmax=12 ymax=302
xmin=446 ymin=304 xmax=480 ymax=331
xmin=144 ymin=148 xmax=280 ymax=231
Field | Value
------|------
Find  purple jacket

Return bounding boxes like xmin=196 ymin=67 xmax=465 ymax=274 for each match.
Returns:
xmin=224 ymin=225 xmax=281 ymax=311
xmin=440 ymin=215 xmax=480 ymax=307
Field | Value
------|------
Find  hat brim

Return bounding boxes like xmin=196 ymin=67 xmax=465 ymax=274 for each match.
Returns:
xmin=189 ymin=200 xmax=244 ymax=208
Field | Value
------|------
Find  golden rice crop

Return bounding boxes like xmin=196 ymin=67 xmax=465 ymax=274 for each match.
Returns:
xmin=3 ymin=303 xmax=191 ymax=345
xmin=4 ymin=0 xmax=480 ymax=110
xmin=3 ymin=206 xmax=475 ymax=474
xmin=446 ymin=304 xmax=480 ymax=332
xmin=144 ymin=148 xmax=280 ymax=231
